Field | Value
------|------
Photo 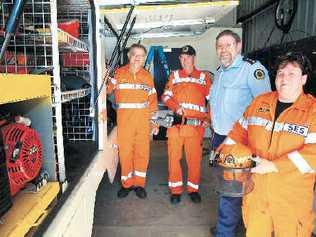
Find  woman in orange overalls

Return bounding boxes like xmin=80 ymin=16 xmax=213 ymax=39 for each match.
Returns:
xmin=219 ymin=52 xmax=316 ymax=237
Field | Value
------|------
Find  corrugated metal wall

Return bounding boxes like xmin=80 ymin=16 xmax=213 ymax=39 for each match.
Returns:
xmin=239 ymin=0 xmax=272 ymax=16
xmin=238 ymin=0 xmax=316 ymax=53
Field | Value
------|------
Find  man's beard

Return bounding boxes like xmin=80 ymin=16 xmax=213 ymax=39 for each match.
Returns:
xmin=219 ymin=56 xmax=232 ymax=67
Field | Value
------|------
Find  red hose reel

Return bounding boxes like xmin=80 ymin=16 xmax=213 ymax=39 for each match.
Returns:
xmin=2 ymin=123 xmax=42 ymax=196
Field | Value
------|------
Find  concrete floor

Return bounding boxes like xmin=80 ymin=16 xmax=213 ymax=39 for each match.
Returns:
xmin=92 ymin=140 xmax=245 ymax=237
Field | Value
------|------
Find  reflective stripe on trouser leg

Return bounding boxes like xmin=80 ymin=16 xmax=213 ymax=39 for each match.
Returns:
xmin=215 ymin=196 xmax=242 ymax=237
xmin=167 ymin=128 xmax=184 ymax=194
xmin=117 ymin=110 xmax=140 ymax=188
xmin=118 ymin=136 xmax=135 ymax=188
xmin=134 ymin=127 xmax=150 ymax=187
xmin=184 ymin=134 xmax=202 ymax=193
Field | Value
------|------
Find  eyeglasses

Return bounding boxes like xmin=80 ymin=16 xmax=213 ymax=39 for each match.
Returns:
xmin=130 ymin=53 xmax=146 ymax=58
xmin=216 ymin=42 xmax=237 ymax=51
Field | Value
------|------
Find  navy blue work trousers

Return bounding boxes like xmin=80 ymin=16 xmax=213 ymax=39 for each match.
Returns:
xmin=211 ymin=132 xmax=242 ymax=237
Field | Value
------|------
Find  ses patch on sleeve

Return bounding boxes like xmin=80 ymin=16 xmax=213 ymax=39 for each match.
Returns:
xmin=254 ymin=69 xmax=265 ymax=80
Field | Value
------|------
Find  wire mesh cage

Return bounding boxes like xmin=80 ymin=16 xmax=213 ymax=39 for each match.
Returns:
xmin=0 ymin=0 xmax=53 ymax=74
xmin=0 ymin=0 xmax=95 ymax=184
xmin=62 ymin=96 xmax=93 ymax=141
xmin=57 ymin=7 xmax=93 ymax=141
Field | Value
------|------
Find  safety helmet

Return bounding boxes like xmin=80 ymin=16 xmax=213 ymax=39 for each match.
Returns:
xmin=212 ymin=143 xmax=254 ymax=197
xmin=216 ymin=143 xmax=254 ymax=169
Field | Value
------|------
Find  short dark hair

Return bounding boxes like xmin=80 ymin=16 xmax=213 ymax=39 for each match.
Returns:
xmin=216 ymin=30 xmax=241 ymax=43
xmin=128 ymin=43 xmax=147 ymax=55
xmin=276 ymin=52 xmax=312 ymax=76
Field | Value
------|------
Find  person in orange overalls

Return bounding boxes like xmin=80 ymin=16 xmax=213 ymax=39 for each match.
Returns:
xmin=161 ymin=45 xmax=211 ymax=204
xmin=107 ymin=44 xmax=158 ymax=199
xmin=218 ymin=52 xmax=316 ymax=237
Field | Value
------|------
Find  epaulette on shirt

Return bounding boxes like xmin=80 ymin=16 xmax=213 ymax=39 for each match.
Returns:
xmin=243 ymin=57 xmax=256 ymax=65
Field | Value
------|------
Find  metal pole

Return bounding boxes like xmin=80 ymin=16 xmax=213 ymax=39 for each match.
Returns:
xmin=0 ymin=0 xmax=27 ymax=61
xmin=115 ymin=16 xmax=136 ymax=66
xmin=104 ymin=16 xmax=119 ymax=39
xmin=108 ymin=4 xmax=134 ymax=67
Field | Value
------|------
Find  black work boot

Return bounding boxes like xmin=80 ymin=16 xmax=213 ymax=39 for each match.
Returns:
xmin=188 ymin=192 xmax=201 ymax=203
xmin=117 ymin=186 xmax=134 ymax=198
xmin=134 ymin=186 xmax=147 ymax=199
xmin=170 ymin=194 xmax=181 ymax=204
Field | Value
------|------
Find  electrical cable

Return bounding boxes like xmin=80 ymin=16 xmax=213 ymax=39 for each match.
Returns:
xmin=264 ymin=24 xmax=276 ymax=48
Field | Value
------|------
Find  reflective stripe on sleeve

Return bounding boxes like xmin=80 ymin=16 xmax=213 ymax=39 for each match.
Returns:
xmin=288 ymin=151 xmax=314 ymax=174
xmin=223 ymin=137 xmax=236 ymax=145
xmin=206 ymin=94 xmax=210 ymax=101
xmin=110 ymin=78 xmax=117 ymax=85
xmin=174 ymin=70 xmax=180 ymax=80
xmin=163 ymin=90 xmax=173 ymax=97
xmin=149 ymin=87 xmax=157 ymax=95
xmin=162 ymin=95 xmax=171 ymax=102
xmin=238 ymin=117 xmax=248 ymax=130
xmin=247 ymin=117 xmax=271 ymax=128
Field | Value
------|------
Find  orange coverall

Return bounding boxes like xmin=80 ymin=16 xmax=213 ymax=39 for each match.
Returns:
xmin=107 ymin=64 xmax=158 ymax=188
xmin=224 ymin=91 xmax=316 ymax=237
xmin=161 ymin=68 xmax=211 ymax=194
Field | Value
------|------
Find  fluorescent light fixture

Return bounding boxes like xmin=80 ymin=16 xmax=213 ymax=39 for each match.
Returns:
xmin=98 ymin=0 xmax=176 ymax=6
xmin=131 ymin=31 xmax=201 ymax=39
xmin=98 ymin=1 xmax=239 ymax=7
xmin=116 ymin=18 xmax=215 ymax=30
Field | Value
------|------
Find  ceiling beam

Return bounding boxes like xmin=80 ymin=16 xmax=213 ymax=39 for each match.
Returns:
xmin=98 ymin=1 xmax=239 ymax=13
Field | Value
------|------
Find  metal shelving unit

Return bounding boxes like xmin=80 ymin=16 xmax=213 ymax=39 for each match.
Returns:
xmin=60 ymin=87 xmax=91 ymax=103
xmin=0 ymin=0 xmax=95 ymax=233
xmin=0 ymin=0 xmax=52 ymax=74
xmin=56 ymin=9 xmax=94 ymax=142
xmin=57 ymin=28 xmax=88 ymax=52
xmin=0 ymin=0 xmax=95 ymax=188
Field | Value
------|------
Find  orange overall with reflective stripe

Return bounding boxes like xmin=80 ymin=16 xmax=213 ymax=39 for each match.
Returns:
xmin=162 ymin=68 xmax=211 ymax=194
xmin=108 ymin=64 xmax=158 ymax=188
xmin=227 ymin=92 xmax=316 ymax=237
